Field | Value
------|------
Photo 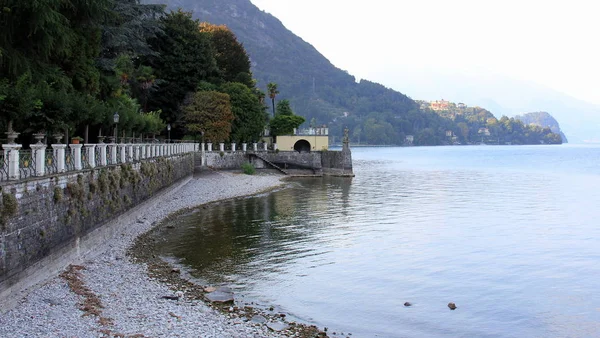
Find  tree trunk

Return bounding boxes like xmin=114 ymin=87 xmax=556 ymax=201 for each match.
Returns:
xmin=271 ymin=98 xmax=275 ymax=116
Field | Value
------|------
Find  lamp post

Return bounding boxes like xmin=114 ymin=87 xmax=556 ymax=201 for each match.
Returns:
xmin=113 ymin=112 xmax=120 ymax=143
xmin=167 ymin=123 xmax=171 ymax=143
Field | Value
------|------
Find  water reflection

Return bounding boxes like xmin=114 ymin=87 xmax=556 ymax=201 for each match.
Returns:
xmin=156 ymin=177 xmax=353 ymax=286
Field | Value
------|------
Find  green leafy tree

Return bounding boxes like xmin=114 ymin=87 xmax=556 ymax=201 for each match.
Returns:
xmin=269 ymin=115 xmax=305 ymax=137
xmin=219 ymin=82 xmax=267 ymax=142
xmin=183 ymin=91 xmax=234 ymax=142
xmin=276 ymin=99 xmax=294 ymax=116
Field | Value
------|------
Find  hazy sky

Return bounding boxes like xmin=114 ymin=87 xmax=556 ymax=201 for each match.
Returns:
xmin=249 ymin=0 xmax=600 ymax=105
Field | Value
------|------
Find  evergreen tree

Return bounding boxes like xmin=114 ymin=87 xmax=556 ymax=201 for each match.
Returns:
xmin=199 ymin=23 xmax=253 ymax=88
xmin=145 ymin=10 xmax=217 ymax=132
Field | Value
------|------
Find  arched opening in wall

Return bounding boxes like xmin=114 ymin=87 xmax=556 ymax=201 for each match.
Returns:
xmin=294 ymin=139 xmax=311 ymax=153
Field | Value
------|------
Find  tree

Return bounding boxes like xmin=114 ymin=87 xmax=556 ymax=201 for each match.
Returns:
xmin=276 ymin=99 xmax=294 ymax=116
xmin=183 ymin=91 xmax=234 ymax=142
xmin=145 ymin=10 xmax=217 ymax=129
xmin=219 ymin=82 xmax=267 ymax=142
xmin=199 ymin=23 xmax=253 ymax=87
xmin=269 ymin=115 xmax=305 ymax=137
xmin=267 ymin=82 xmax=279 ymax=117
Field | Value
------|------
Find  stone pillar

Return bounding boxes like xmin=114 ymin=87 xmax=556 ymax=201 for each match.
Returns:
xmin=30 ymin=144 xmax=46 ymax=176
xmin=52 ymin=144 xmax=67 ymax=173
xmin=97 ymin=144 xmax=108 ymax=166
xmin=242 ymin=143 xmax=247 ymax=152
xmin=134 ymin=145 xmax=140 ymax=161
xmin=118 ymin=144 xmax=126 ymax=163
xmin=253 ymin=143 xmax=258 ymax=152
xmin=263 ymin=143 xmax=268 ymax=151
xmin=70 ymin=144 xmax=84 ymax=170
xmin=84 ymin=144 xmax=96 ymax=168
xmin=3 ymin=144 xmax=22 ymax=180
xmin=201 ymin=143 xmax=205 ymax=153
xmin=207 ymin=143 xmax=213 ymax=152
xmin=127 ymin=144 xmax=133 ymax=162
xmin=109 ymin=144 xmax=117 ymax=164
xmin=219 ymin=143 xmax=225 ymax=152
xmin=231 ymin=143 xmax=236 ymax=152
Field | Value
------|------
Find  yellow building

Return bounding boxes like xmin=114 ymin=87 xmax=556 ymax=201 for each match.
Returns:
xmin=276 ymin=127 xmax=329 ymax=152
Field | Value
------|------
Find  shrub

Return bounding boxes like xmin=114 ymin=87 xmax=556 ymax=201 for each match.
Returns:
xmin=241 ymin=163 xmax=255 ymax=175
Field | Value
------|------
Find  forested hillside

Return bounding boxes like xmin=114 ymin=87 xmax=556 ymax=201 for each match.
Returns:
xmin=143 ymin=0 xmax=456 ymax=145
xmin=514 ymin=112 xmax=568 ymax=143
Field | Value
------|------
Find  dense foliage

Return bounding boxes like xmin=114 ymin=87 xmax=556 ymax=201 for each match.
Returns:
xmin=0 ymin=1 xmax=267 ymax=144
xmin=269 ymin=100 xmax=305 ymax=137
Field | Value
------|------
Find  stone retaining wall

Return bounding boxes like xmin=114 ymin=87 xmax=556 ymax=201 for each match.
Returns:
xmin=0 ymin=154 xmax=194 ymax=296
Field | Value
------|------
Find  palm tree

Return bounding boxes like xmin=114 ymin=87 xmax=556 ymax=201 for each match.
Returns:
xmin=267 ymin=82 xmax=279 ymax=117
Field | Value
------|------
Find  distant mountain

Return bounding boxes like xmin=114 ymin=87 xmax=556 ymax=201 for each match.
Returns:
xmin=514 ymin=112 xmax=568 ymax=143
xmin=143 ymin=0 xmax=451 ymax=145
xmin=373 ymin=67 xmax=600 ymax=143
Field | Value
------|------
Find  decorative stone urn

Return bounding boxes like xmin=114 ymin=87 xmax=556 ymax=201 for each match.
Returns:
xmin=33 ymin=132 xmax=45 ymax=144
xmin=53 ymin=133 xmax=64 ymax=144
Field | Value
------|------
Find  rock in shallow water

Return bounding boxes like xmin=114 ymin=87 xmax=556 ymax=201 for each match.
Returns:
xmin=250 ymin=315 xmax=267 ymax=324
xmin=266 ymin=321 xmax=289 ymax=332
xmin=448 ymin=302 xmax=457 ymax=310
xmin=205 ymin=290 xmax=234 ymax=303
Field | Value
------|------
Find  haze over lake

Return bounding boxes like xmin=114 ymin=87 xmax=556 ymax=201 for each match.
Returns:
xmin=157 ymin=145 xmax=600 ymax=337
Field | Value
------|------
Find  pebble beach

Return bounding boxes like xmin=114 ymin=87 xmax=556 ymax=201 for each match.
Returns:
xmin=0 ymin=171 xmax=301 ymax=338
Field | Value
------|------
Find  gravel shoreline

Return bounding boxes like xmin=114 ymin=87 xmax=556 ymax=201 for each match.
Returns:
xmin=0 ymin=171 xmax=314 ymax=338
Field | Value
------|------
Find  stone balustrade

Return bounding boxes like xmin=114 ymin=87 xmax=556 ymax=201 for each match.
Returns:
xmin=1 ymin=141 xmax=277 ymax=182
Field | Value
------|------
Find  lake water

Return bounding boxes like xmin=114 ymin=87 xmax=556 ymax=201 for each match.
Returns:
xmin=156 ymin=145 xmax=600 ymax=337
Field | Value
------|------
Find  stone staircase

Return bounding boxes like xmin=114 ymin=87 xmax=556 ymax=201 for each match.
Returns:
xmin=249 ymin=152 xmax=289 ymax=175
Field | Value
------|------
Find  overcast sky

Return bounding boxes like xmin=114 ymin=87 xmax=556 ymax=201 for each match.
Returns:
xmin=249 ymin=0 xmax=600 ymax=105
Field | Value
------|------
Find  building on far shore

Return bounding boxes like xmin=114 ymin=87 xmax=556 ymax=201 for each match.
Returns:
xmin=276 ymin=127 xmax=329 ymax=152
xmin=430 ymin=100 xmax=450 ymax=111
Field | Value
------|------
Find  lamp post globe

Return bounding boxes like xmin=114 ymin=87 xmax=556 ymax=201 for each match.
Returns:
xmin=113 ymin=112 xmax=120 ymax=143
xmin=167 ymin=124 xmax=171 ymax=143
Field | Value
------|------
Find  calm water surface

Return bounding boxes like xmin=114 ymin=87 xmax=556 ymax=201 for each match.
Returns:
xmin=156 ymin=145 xmax=600 ymax=337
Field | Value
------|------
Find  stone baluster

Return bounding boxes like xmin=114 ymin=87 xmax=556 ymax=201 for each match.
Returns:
xmin=242 ymin=143 xmax=247 ymax=152
xmin=119 ymin=144 xmax=126 ymax=163
xmin=253 ymin=143 xmax=258 ymax=152
xmin=3 ymin=144 xmax=22 ymax=180
xmin=84 ymin=144 xmax=96 ymax=168
xmin=30 ymin=144 xmax=47 ymax=176
xmin=263 ymin=143 xmax=268 ymax=151
xmin=52 ymin=144 xmax=67 ymax=173
xmin=109 ymin=144 xmax=117 ymax=164
xmin=231 ymin=143 xmax=236 ymax=152
xmin=127 ymin=144 xmax=133 ymax=162
xmin=97 ymin=144 xmax=108 ymax=166
xmin=134 ymin=145 xmax=140 ymax=161
xmin=207 ymin=143 xmax=213 ymax=152
xmin=70 ymin=144 xmax=84 ymax=170
xmin=219 ymin=143 xmax=225 ymax=152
